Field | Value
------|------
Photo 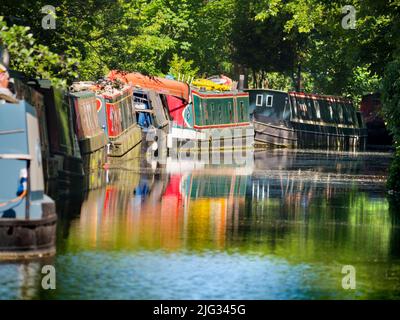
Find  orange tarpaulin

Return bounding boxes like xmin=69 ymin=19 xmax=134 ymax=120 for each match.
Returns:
xmin=108 ymin=71 xmax=190 ymax=103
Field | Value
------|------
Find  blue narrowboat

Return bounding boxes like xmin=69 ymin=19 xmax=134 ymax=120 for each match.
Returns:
xmin=0 ymin=94 xmax=56 ymax=258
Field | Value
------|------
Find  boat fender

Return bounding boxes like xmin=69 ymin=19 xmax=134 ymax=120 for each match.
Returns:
xmin=152 ymin=135 xmax=158 ymax=152
xmin=17 ymin=168 xmax=28 ymax=196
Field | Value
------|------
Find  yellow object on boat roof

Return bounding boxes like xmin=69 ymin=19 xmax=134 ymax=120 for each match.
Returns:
xmin=192 ymin=78 xmax=231 ymax=91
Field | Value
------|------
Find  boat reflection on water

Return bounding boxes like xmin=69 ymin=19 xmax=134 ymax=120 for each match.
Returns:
xmin=65 ymin=154 xmax=254 ymax=252
xmin=64 ymin=150 xmax=397 ymax=257
xmin=49 ymin=150 xmax=400 ymax=299
xmin=0 ymin=257 xmax=55 ymax=300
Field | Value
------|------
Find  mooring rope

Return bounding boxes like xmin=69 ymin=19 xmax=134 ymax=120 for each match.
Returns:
xmin=0 ymin=190 xmax=27 ymax=208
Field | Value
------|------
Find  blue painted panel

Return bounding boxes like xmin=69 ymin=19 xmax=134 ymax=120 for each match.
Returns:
xmin=0 ymin=159 xmax=27 ymax=219
xmin=0 ymin=101 xmax=29 ymax=155
xmin=96 ymin=96 xmax=109 ymax=136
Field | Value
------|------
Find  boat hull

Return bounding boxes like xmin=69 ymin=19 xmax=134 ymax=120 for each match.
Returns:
xmin=254 ymin=120 xmax=367 ymax=151
xmin=0 ymin=197 xmax=57 ymax=260
xmin=167 ymin=126 xmax=255 ymax=152
xmin=108 ymin=124 xmax=142 ymax=157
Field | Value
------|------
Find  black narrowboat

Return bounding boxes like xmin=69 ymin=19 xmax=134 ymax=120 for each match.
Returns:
xmin=29 ymin=80 xmax=85 ymax=186
xmin=360 ymin=93 xmax=393 ymax=147
xmin=246 ymin=89 xmax=367 ymax=151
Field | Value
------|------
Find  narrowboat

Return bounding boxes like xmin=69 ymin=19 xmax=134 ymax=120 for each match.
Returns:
xmin=29 ymin=80 xmax=85 ymax=191
xmin=68 ymin=89 xmax=108 ymax=172
xmin=110 ymin=71 xmax=255 ymax=151
xmin=132 ymin=88 xmax=171 ymax=158
xmin=12 ymin=78 xmax=51 ymax=179
xmin=0 ymin=92 xmax=56 ymax=258
xmin=360 ymin=93 xmax=393 ymax=147
xmin=246 ymin=89 xmax=367 ymax=151
xmin=16 ymin=78 xmax=107 ymax=192
xmin=165 ymin=88 xmax=254 ymax=151
xmin=133 ymin=89 xmax=170 ymax=133
xmin=94 ymin=82 xmax=142 ymax=158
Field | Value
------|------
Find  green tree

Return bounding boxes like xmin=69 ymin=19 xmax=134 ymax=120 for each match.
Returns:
xmin=0 ymin=16 xmax=78 ymax=87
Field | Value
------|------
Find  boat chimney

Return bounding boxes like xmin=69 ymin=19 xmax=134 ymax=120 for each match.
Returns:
xmin=238 ymin=75 xmax=244 ymax=91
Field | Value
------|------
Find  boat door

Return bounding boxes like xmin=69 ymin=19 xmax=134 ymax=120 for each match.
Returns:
xmin=133 ymin=91 xmax=153 ymax=129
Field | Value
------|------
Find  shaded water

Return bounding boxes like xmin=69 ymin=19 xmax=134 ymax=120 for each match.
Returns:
xmin=1 ymin=150 xmax=399 ymax=300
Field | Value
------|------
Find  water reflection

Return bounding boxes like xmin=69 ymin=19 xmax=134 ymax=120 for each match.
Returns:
xmin=1 ymin=150 xmax=400 ymax=299
xmin=0 ymin=257 xmax=55 ymax=300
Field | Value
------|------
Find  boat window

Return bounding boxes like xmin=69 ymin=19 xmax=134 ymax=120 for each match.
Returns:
xmin=198 ymin=101 xmax=203 ymax=125
xmin=328 ymin=103 xmax=333 ymax=120
xmin=298 ymin=99 xmax=307 ymax=119
xmin=346 ymin=102 xmax=356 ymax=124
xmin=283 ymin=97 xmax=291 ymax=120
xmin=228 ymin=102 xmax=233 ymax=122
xmin=219 ymin=104 xmax=222 ymax=123
xmin=211 ymin=103 xmax=215 ymax=124
xmin=314 ymin=100 xmax=321 ymax=119
xmin=343 ymin=103 xmax=352 ymax=124
xmin=266 ymin=95 xmax=273 ymax=107
xmin=338 ymin=104 xmax=344 ymax=121
xmin=240 ymin=101 xmax=244 ymax=121
xmin=205 ymin=103 xmax=210 ymax=125
xmin=356 ymin=112 xmax=364 ymax=128
xmin=291 ymin=96 xmax=297 ymax=117
xmin=256 ymin=94 xmax=263 ymax=107
xmin=307 ymin=100 xmax=313 ymax=120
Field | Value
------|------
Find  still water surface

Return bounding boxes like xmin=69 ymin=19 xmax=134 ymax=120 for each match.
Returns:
xmin=1 ymin=150 xmax=399 ymax=299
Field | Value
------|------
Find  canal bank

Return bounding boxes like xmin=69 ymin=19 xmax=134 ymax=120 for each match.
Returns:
xmin=0 ymin=150 xmax=399 ymax=299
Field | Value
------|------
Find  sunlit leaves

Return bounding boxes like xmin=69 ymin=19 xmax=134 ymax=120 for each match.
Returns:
xmin=0 ymin=16 xmax=78 ymax=87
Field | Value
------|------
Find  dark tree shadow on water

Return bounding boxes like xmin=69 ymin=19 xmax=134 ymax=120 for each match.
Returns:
xmin=388 ymin=195 xmax=400 ymax=259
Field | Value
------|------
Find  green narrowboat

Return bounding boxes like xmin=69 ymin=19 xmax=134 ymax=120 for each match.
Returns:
xmin=246 ymin=89 xmax=367 ymax=151
xmin=166 ymin=89 xmax=255 ymax=151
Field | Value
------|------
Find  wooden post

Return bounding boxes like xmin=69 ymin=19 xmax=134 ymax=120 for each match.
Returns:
xmin=25 ymin=160 xmax=30 ymax=220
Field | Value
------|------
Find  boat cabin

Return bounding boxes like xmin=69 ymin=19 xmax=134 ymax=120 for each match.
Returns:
xmin=191 ymin=90 xmax=251 ymax=129
xmin=246 ymin=89 xmax=367 ymax=150
xmin=95 ymin=85 xmax=142 ymax=157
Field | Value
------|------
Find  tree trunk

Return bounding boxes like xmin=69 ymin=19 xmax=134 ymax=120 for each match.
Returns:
xmin=296 ymin=63 xmax=302 ymax=92
xmin=260 ymin=70 xmax=265 ymax=88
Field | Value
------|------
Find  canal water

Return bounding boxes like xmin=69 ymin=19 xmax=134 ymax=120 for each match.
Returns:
xmin=0 ymin=149 xmax=399 ymax=300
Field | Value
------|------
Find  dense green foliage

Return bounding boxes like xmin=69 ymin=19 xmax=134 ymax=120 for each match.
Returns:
xmin=382 ymin=58 xmax=400 ymax=193
xmin=1 ymin=0 xmax=400 ymax=189
xmin=0 ymin=17 xmax=78 ymax=87
xmin=0 ymin=0 xmax=399 ymax=94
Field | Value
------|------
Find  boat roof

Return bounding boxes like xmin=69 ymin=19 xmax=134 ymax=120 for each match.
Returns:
xmin=191 ymin=89 xmax=248 ymax=97
xmin=109 ymin=71 xmax=190 ymax=102
xmin=244 ymin=88 xmax=287 ymax=94
xmin=244 ymin=88 xmax=353 ymax=102
xmin=289 ymin=91 xmax=353 ymax=103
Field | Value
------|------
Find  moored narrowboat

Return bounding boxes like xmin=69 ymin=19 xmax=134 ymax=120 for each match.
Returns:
xmin=165 ymin=88 xmax=254 ymax=151
xmin=94 ymin=82 xmax=142 ymax=158
xmin=68 ymin=89 xmax=108 ymax=172
xmin=247 ymin=89 xmax=367 ymax=151
xmin=0 ymin=94 xmax=56 ymax=258
xmin=175 ymin=88 xmax=254 ymax=149
xmin=360 ymin=93 xmax=393 ymax=147
xmin=111 ymin=71 xmax=255 ymax=151
xmin=31 ymin=81 xmax=85 ymax=190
